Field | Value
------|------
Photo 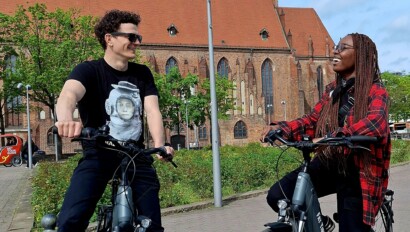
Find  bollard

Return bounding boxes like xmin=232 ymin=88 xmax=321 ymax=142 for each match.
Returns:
xmin=41 ymin=214 xmax=57 ymax=232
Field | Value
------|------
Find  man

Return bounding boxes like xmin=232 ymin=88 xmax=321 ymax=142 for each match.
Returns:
xmin=55 ymin=9 xmax=174 ymax=232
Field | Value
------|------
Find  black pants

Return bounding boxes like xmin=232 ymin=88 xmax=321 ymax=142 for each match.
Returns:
xmin=266 ymin=158 xmax=371 ymax=232
xmin=57 ymin=151 xmax=163 ymax=232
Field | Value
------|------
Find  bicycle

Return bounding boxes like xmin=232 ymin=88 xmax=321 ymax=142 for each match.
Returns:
xmin=262 ymin=129 xmax=394 ymax=232
xmin=42 ymin=125 xmax=176 ymax=232
xmin=74 ymin=125 xmax=177 ymax=232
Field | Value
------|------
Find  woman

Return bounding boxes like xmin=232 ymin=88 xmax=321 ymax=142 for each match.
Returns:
xmin=261 ymin=33 xmax=390 ymax=231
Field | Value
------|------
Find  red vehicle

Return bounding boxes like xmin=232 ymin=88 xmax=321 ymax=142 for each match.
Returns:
xmin=0 ymin=134 xmax=24 ymax=167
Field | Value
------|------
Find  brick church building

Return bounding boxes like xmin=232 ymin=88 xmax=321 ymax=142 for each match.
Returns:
xmin=1 ymin=0 xmax=335 ymax=154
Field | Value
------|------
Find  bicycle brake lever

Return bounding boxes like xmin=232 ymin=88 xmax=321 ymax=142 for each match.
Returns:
xmin=348 ymin=144 xmax=371 ymax=151
xmin=158 ymin=147 xmax=178 ymax=168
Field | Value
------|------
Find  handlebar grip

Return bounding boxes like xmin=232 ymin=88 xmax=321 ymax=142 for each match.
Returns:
xmin=264 ymin=129 xmax=283 ymax=143
xmin=349 ymin=136 xmax=378 ymax=143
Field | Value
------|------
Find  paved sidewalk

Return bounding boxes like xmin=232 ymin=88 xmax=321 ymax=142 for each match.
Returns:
xmin=0 ymin=165 xmax=33 ymax=232
xmin=2 ymin=162 xmax=409 ymax=232
xmin=161 ymin=163 xmax=410 ymax=231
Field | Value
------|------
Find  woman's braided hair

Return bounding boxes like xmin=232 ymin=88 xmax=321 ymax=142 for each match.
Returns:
xmin=315 ymin=33 xmax=381 ymax=174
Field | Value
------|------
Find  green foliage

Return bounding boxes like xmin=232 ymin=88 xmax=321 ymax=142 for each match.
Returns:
xmin=31 ymin=155 xmax=81 ymax=228
xmin=390 ymin=140 xmax=410 ymax=164
xmin=382 ymin=72 xmax=410 ymax=122
xmin=0 ymin=3 xmax=102 ymax=113
xmin=154 ymin=67 xmax=237 ymax=129
xmin=31 ymin=140 xmax=410 ymax=229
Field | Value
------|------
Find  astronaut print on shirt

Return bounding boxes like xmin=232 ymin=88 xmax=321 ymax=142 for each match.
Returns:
xmin=105 ymin=81 xmax=142 ymax=141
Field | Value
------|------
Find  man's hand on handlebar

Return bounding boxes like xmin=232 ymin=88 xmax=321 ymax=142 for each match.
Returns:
xmin=55 ymin=121 xmax=83 ymax=138
xmin=156 ymin=145 xmax=174 ymax=162
xmin=260 ymin=125 xmax=280 ymax=143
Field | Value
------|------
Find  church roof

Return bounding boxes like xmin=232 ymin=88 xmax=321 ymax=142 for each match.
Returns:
xmin=1 ymin=0 xmax=333 ymax=56
xmin=278 ymin=7 xmax=334 ymax=57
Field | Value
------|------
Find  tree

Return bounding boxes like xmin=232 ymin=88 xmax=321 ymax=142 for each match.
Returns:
xmin=1 ymin=4 xmax=101 ymax=112
xmin=0 ymin=4 xmax=102 ymax=155
xmin=382 ymin=72 xmax=410 ymax=122
xmin=154 ymin=67 xmax=236 ymax=132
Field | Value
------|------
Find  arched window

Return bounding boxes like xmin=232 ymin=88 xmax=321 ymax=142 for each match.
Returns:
xmin=261 ymin=59 xmax=273 ymax=114
xmin=217 ymin=58 xmax=229 ymax=78
xmin=47 ymin=127 xmax=55 ymax=146
xmin=317 ymin=66 xmax=324 ymax=98
xmin=234 ymin=121 xmax=247 ymax=139
xmin=165 ymin=57 xmax=178 ymax=74
xmin=4 ymin=54 xmax=23 ymax=127
xmin=199 ymin=125 xmax=207 ymax=140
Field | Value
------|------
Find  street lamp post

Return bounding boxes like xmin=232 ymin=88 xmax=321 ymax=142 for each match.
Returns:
xmin=184 ymin=100 xmax=189 ymax=150
xmin=17 ymin=83 xmax=33 ymax=169
xmin=266 ymin=104 xmax=273 ymax=125
xmin=281 ymin=100 xmax=287 ymax=121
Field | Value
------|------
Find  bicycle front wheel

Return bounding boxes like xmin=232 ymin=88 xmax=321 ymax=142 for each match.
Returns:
xmin=371 ymin=204 xmax=393 ymax=232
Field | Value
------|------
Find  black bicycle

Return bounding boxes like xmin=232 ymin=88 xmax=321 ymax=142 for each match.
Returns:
xmin=262 ymin=129 xmax=394 ymax=232
xmin=72 ymin=125 xmax=177 ymax=232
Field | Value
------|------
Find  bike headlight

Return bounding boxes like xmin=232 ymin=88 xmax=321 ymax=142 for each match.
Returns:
xmin=277 ymin=199 xmax=288 ymax=210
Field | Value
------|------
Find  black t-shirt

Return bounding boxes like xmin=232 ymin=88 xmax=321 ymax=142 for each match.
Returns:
xmin=68 ymin=58 xmax=158 ymax=145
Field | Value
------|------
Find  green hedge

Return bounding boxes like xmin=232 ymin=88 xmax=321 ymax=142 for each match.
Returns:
xmin=31 ymin=140 xmax=410 ymax=229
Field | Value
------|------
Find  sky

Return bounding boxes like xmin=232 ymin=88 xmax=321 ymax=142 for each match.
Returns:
xmin=279 ymin=0 xmax=410 ymax=74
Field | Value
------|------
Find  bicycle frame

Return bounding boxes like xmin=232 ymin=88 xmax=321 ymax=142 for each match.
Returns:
xmin=263 ymin=130 xmax=386 ymax=232
xmin=266 ymin=148 xmax=326 ymax=232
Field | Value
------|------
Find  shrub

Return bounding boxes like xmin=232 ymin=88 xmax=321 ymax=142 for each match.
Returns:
xmin=31 ymin=140 xmax=409 ymax=229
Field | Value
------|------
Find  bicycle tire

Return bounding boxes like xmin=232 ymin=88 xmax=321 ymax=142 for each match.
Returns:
xmin=371 ymin=203 xmax=393 ymax=232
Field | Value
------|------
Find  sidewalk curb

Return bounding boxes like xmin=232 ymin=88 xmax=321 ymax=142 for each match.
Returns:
xmin=161 ymin=189 xmax=268 ymax=216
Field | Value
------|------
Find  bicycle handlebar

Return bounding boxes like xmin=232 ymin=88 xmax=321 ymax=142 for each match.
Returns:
xmin=264 ymin=129 xmax=377 ymax=151
xmin=71 ymin=126 xmax=177 ymax=168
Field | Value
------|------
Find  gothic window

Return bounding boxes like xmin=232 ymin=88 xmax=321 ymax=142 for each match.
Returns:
xmin=199 ymin=125 xmax=207 ymax=140
xmin=261 ymin=59 xmax=273 ymax=114
xmin=4 ymin=54 xmax=23 ymax=127
xmin=234 ymin=120 xmax=247 ymax=139
xmin=47 ymin=127 xmax=55 ymax=146
xmin=217 ymin=58 xmax=229 ymax=78
xmin=165 ymin=57 xmax=178 ymax=74
xmin=317 ymin=66 xmax=324 ymax=98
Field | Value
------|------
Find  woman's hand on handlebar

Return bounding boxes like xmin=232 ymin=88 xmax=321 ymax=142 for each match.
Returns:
xmin=260 ymin=125 xmax=280 ymax=142
xmin=54 ymin=121 xmax=83 ymax=138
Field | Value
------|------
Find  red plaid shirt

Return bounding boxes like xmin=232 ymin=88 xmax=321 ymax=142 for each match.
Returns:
xmin=277 ymin=81 xmax=391 ymax=225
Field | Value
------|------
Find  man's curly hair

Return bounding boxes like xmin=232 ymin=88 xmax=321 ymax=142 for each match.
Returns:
xmin=94 ymin=9 xmax=141 ymax=50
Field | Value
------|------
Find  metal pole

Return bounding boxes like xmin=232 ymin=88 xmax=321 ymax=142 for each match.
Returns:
xmin=207 ymin=0 xmax=222 ymax=207
xmin=26 ymin=85 xmax=33 ymax=169
xmin=185 ymin=100 xmax=189 ymax=150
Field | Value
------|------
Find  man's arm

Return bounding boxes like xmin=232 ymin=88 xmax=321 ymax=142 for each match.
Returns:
xmin=144 ymin=95 xmax=165 ymax=147
xmin=144 ymin=95 xmax=174 ymax=157
xmin=55 ymin=79 xmax=86 ymax=138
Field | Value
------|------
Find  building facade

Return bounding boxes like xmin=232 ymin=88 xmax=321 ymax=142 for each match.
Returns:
xmin=1 ymin=0 xmax=335 ymax=153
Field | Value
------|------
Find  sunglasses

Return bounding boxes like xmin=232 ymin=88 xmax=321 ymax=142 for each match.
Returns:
xmin=333 ymin=43 xmax=354 ymax=53
xmin=110 ymin=32 xmax=142 ymax=43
